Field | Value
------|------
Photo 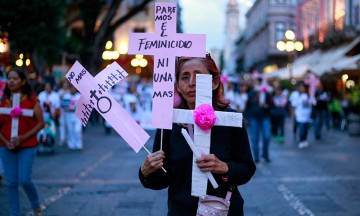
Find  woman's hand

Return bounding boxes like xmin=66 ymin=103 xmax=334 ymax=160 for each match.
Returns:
xmin=195 ymin=154 xmax=228 ymax=174
xmin=141 ymin=150 xmax=165 ymax=178
xmin=10 ymin=135 xmax=24 ymax=149
xmin=5 ymin=140 xmax=16 ymax=150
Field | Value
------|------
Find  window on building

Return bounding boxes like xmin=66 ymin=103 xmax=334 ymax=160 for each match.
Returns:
xmin=275 ymin=22 xmax=286 ymax=42
xmin=354 ymin=4 xmax=360 ymax=25
xmin=334 ymin=0 xmax=345 ymax=30
xmin=290 ymin=23 xmax=295 ymax=32
xmin=275 ymin=0 xmax=286 ymax=4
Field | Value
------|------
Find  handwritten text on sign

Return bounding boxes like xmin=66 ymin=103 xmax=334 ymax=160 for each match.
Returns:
xmin=128 ymin=2 xmax=206 ymax=129
xmin=73 ymin=63 xmax=128 ymax=126
xmin=66 ymin=61 xmax=149 ymax=153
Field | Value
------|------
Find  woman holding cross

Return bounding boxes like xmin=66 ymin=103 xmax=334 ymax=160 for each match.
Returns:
xmin=0 ymin=68 xmax=45 ymax=216
xmin=139 ymin=54 xmax=256 ymax=216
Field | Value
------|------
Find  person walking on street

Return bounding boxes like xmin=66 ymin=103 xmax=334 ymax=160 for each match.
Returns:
xmin=271 ymin=86 xmax=288 ymax=143
xmin=62 ymin=85 xmax=83 ymax=150
xmin=38 ymin=82 xmax=61 ymax=123
xmin=58 ymin=79 xmax=71 ymax=145
xmin=246 ymin=77 xmax=273 ymax=163
xmin=139 ymin=54 xmax=256 ymax=216
xmin=313 ymin=82 xmax=331 ymax=139
xmin=0 ymin=68 xmax=45 ymax=216
xmin=293 ymin=83 xmax=313 ymax=149
xmin=289 ymin=84 xmax=300 ymax=142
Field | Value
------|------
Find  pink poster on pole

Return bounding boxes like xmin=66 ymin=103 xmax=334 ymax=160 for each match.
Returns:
xmin=65 ymin=61 xmax=149 ymax=153
xmin=128 ymin=2 xmax=206 ymax=129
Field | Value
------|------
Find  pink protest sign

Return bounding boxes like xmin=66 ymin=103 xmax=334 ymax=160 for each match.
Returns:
xmin=65 ymin=61 xmax=149 ymax=153
xmin=304 ymin=72 xmax=319 ymax=102
xmin=74 ymin=62 xmax=128 ymax=126
xmin=128 ymin=2 xmax=206 ymax=129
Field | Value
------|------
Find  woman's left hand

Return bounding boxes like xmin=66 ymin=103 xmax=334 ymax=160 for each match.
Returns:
xmin=195 ymin=154 xmax=228 ymax=174
xmin=10 ymin=136 xmax=24 ymax=148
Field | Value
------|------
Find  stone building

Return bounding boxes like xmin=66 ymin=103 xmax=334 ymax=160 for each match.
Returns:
xmin=236 ymin=0 xmax=297 ymax=72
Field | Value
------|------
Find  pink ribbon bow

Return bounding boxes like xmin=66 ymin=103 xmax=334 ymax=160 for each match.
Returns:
xmin=193 ymin=104 xmax=216 ymax=133
xmin=10 ymin=106 xmax=23 ymax=118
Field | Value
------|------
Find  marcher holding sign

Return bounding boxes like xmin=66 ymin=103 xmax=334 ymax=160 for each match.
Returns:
xmin=0 ymin=68 xmax=45 ymax=216
xmin=139 ymin=54 xmax=256 ymax=216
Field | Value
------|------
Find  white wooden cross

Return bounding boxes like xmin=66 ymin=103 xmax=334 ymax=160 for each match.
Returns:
xmin=173 ymin=74 xmax=243 ymax=197
xmin=128 ymin=2 xmax=206 ymax=129
xmin=66 ymin=61 xmax=149 ymax=153
xmin=0 ymin=93 xmax=34 ymax=138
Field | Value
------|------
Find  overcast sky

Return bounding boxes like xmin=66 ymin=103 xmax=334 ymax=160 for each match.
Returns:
xmin=179 ymin=0 xmax=253 ymax=51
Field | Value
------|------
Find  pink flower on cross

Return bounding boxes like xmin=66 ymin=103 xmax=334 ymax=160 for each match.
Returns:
xmin=10 ymin=106 xmax=23 ymax=118
xmin=261 ymin=86 xmax=267 ymax=93
xmin=193 ymin=104 xmax=217 ymax=133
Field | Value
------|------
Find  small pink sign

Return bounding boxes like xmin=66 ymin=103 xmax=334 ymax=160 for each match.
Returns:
xmin=128 ymin=2 xmax=206 ymax=129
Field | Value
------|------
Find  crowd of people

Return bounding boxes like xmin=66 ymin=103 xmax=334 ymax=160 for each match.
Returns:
xmin=0 ymin=62 xmax=352 ymax=215
xmin=224 ymin=70 xmax=350 ymax=162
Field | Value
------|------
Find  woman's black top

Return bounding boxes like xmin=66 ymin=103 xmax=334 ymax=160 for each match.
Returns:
xmin=139 ymin=108 xmax=256 ymax=216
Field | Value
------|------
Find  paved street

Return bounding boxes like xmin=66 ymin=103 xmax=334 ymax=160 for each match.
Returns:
xmin=1 ymin=119 xmax=359 ymax=216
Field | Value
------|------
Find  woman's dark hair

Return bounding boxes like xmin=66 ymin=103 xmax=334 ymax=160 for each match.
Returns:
xmin=175 ymin=53 xmax=229 ymax=110
xmin=4 ymin=68 xmax=34 ymax=100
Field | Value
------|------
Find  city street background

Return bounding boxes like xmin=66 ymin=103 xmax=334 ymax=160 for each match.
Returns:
xmin=1 ymin=119 xmax=359 ymax=216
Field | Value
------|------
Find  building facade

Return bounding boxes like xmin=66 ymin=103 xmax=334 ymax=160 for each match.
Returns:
xmin=292 ymin=0 xmax=360 ymax=81
xmin=236 ymin=0 xmax=297 ymax=72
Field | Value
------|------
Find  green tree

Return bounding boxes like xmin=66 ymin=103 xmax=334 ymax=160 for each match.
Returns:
xmin=66 ymin=0 xmax=153 ymax=75
xmin=0 ymin=0 xmax=153 ymax=77
xmin=0 ymin=0 xmax=66 ymax=75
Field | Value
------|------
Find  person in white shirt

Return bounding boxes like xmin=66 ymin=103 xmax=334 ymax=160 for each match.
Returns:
xmin=58 ymin=80 xmax=71 ymax=145
xmin=293 ymin=83 xmax=312 ymax=149
xmin=62 ymin=86 xmax=83 ymax=150
xmin=289 ymin=85 xmax=300 ymax=142
xmin=38 ymin=82 xmax=61 ymax=122
xmin=236 ymin=84 xmax=249 ymax=113
xmin=224 ymin=82 xmax=237 ymax=109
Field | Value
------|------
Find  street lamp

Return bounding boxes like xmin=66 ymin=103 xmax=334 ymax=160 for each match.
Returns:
xmin=276 ymin=30 xmax=303 ymax=84
xmin=131 ymin=54 xmax=148 ymax=74
xmin=102 ymin=41 xmax=120 ymax=61
xmin=15 ymin=53 xmax=30 ymax=67
xmin=342 ymin=74 xmax=348 ymax=96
